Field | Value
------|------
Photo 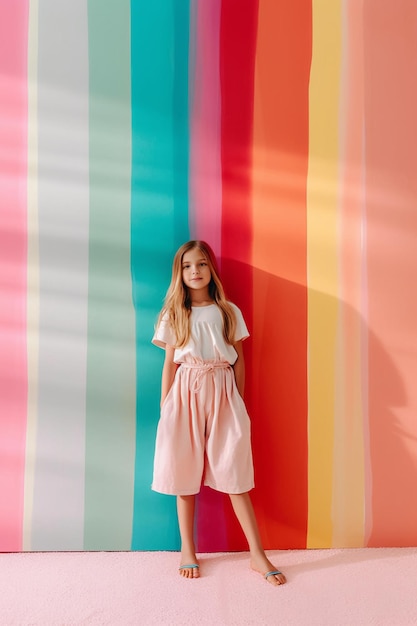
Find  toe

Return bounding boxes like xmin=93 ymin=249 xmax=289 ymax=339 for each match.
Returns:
xmin=265 ymin=573 xmax=280 ymax=586
xmin=264 ymin=569 xmax=286 ymax=586
xmin=271 ymin=573 xmax=286 ymax=586
xmin=179 ymin=564 xmax=199 ymax=579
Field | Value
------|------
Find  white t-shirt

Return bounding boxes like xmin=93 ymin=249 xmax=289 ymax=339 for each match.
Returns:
xmin=152 ymin=302 xmax=249 ymax=365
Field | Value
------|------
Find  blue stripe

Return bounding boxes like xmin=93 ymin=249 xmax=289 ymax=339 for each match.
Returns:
xmin=130 ymin=0 xmax=190 ymax=550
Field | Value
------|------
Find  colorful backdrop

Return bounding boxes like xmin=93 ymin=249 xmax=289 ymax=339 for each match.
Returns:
xmin=1 ymin=0 xmax=417 ymax=552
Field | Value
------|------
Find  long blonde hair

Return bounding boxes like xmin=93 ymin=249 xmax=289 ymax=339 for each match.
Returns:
xmin=157 ymin=240 xmax=237 ymax=348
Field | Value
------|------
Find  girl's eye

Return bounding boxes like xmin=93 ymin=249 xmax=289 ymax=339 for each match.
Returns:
xmin=200 ymin=263 xmax=207 ymax=267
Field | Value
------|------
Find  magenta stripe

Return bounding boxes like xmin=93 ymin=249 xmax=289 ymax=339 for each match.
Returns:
xmin=189 ymin=0 xmax=222 ymax=259
xmin=0 ymin=1 xmax=29 ymax=551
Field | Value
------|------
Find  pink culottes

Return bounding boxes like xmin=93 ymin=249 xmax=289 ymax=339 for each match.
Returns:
xmin=152 ymin=359 xmax=254 ymax=496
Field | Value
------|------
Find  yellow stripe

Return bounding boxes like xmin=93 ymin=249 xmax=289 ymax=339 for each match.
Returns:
xmin=306 ymin=0 xmax=342 ymax=548
xmin=23 ymin=0 xmax=39 ymax=551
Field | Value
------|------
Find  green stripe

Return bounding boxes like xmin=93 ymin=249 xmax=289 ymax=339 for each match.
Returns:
xmin=84 ymin=0 xmax=136 ymax=549
xmin=131 ymin=0 xmax=190 ymax=550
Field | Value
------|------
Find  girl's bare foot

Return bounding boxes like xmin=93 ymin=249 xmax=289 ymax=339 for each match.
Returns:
xmin=179 ymin=552 xmax=200 ymax=578
xmin=250 ymin=552 xmax=286 ymax=586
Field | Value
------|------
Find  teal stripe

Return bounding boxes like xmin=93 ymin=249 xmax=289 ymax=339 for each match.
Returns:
xmin=84 ymin=0 xmax=136 ymax=549
xmin=131 ymin=0 xmax=190 ymax=550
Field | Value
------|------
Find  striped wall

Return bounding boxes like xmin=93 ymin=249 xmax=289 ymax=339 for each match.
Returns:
xmin=0 ymin=0 xmax=416 ymax=552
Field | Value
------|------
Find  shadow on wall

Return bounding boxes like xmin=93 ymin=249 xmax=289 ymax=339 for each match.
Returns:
xmin=193 ymin=260 xmax=415 ymax=550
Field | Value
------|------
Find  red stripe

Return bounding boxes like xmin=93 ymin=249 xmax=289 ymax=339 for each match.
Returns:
xmin=0 ymin=2 xmax=29 ymax=551
xmin=219 ymin=0 xmax=259 ymax=550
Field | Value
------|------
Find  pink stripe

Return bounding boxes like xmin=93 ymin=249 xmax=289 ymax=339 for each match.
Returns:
xmin=189 ymin=0 xmax=222 ymax=258
xmin=189 ymin=0 xmax=227 ymax=549
xmin=364 ymin=0 xmax=417 ymax=546
xmin=0 ymin=1 xmax=29 ymax=551
xmin=333 ymin=0 xmax=367 ymax=546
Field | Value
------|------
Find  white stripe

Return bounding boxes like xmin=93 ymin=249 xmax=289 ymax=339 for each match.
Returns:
xmin=31 ymin=0 xmax=89 ymax=550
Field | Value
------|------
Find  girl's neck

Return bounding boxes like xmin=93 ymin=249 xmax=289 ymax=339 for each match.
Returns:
xmin=191 ymin=298 xmax=214 ymax=307
xmin=189 ymin=286 xmax=213 ymax=308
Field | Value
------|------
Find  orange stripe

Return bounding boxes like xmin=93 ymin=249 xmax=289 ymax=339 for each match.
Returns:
xmin=251 ymin=0 xmax=311 ymax=548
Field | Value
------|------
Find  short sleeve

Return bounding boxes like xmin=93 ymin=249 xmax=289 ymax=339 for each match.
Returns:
xmin=232 ymin=303 xmax=250 ymax=342
xmin=152 ymin=315 xmax=177 ymax=349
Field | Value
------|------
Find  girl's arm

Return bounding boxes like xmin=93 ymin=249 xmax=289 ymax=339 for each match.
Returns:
xmin=232 ymin=340 xmax=245 ymax=398
xmin=160 ymin=345 xmax=179 ymax=406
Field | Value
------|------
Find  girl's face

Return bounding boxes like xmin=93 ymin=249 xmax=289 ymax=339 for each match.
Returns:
xmin=182 ymin=247 xmax=212 ymax=294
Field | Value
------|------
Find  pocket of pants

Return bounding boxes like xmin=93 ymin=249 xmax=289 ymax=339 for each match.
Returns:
xmin=160 ymin=384 xmax=174 ymax=410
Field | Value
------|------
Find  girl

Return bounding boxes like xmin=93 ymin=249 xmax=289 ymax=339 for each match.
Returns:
xmin=152 ymin=240 xmax=286 ymax=586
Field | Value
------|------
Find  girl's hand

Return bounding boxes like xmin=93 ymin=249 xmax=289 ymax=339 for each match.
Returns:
xmin=160 ymin=345 xmax=178 ymax=406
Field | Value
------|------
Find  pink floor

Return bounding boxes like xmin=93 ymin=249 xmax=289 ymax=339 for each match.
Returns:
xmin=1 ymin=548 xmax=416 ymax=625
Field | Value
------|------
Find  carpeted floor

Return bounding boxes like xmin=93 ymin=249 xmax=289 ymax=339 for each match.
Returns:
xmin=1 ymin=548 xmax=416 ymax=625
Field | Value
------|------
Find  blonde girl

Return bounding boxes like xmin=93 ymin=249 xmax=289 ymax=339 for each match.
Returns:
xmin=152 ymin=240 xmax=286 ymax=586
